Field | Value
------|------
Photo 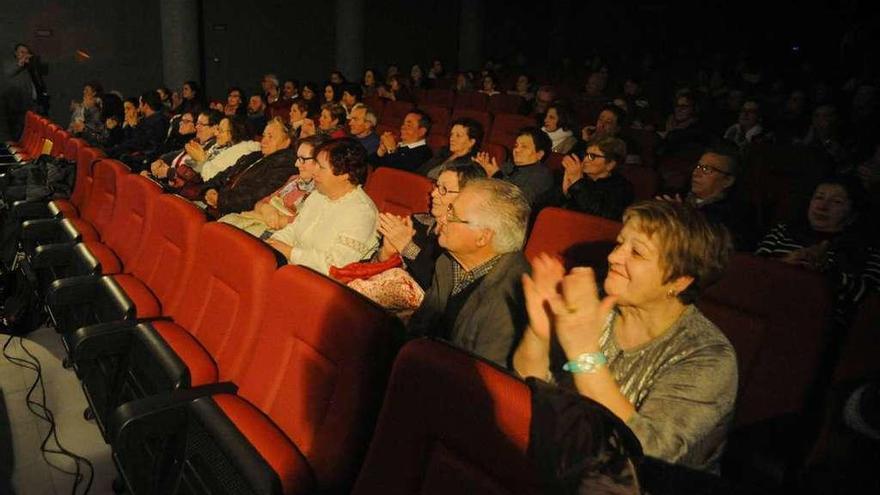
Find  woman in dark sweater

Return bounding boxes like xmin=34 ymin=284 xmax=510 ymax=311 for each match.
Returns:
xmin=557 ymin=136 xmax=634 ymax=221
xmin=375 ymin=161 xmax=485 ymax=289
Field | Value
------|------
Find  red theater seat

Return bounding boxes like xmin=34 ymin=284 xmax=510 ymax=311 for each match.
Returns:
xmin=352 ymin=339 xmax=542 ymax=494
xmin=488 ymin=113 xmax=536 ymax=149
xmin=111 ymin=265 xmax=401 ymax=494
xmin=453 ymin=91 xmax=488 ymax=111
xmin=525 ymin=207 xmax=622 ymax=270
xmin=365 ymin=166 xmax=433 ymax=216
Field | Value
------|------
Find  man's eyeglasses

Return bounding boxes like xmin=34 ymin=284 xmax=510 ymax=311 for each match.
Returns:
xmin=433 ymin=182 xmax=460 ymax=196
xmin=296 ymin=155 xmax=315 ymax=163
xmin=585 ymin=152 xmax=605 ymax=162
xmin=195 ymin=122 xmax=211 ymax=127
xmin=694 ymin=163 xmax=732 ymax=176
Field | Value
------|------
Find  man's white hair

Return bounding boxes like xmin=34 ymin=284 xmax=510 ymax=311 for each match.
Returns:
xmin=463 ymin=178 xmax=530 ymax=253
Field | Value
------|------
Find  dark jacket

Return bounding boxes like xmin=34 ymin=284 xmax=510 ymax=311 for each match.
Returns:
xmin=203 ymin=147 xmax=297 ymax=217
xmin=408 ymin=251 xmax=530 ymax=367
xmin=374 ymin=143 xmax=433 ymax=172
xmin=558 ymin=172 xmax=634 ymax=221
xmin=496 ymin=161 xmax=555 ymax=208
xmin=106 ymin=111 xmax=169 ymax=160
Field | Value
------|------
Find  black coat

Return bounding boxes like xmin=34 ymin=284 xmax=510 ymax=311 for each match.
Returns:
xmin=203 ymin=147 xmax=297 ymax=216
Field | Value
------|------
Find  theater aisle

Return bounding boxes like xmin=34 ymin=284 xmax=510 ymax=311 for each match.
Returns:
xmin=1 ymin=326 xmax=116 ymax=495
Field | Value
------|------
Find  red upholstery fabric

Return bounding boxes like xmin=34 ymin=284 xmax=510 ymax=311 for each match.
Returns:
xmin=424 ymin=88 xmax=455 ymax=107
xmin=488 ymin=93 xmax=523 ymax=114
xmin=62 ymin=136 xmax=81 ymax=162
xmin=831 ymin=292 xmax=880 ymax=385
xmin=488 ymin=113 xmax=537 ymax=149
xmin=64 ymin=217 xmax=101 ymax=242
xmin=619 ymin=164 xmax=659 ymax=200
xmin=453 ymin=91 xmax=488 ymax=111
xmin=76 ymin=159 xmax=128 ymax=238
xmin=700 ymin=253 xmax=833 ymax=427
xmin=352 ymin=339 xmax=541 ymax=494
xmin=426 ymin=134 xmax=449 ymax=153
xmin=165 ymin=223 xmax=278 ymax=383
xmin=126 ymin=194 xmax=206 ymax=314
xmin=450 ymin=109 xmax=492 ymax=138
xmin=361 ymin=96 xmax=385 ymax=117
xmin=93 ymin=174 xmax=161 ymax=270
xmin=480 ymin=142 xmax=507 ymax=166
xmin=49 ymin=199 xmax=78 ymax=219
xmin=525 ymin=207 xmax=622 ymax=270
xmin=213 ymin=394 xmax=315 ymax=495
xmin=152 ymin=320 xmax=218 ymax=386
xmin=112 ymin=274 xmax=162 ymax=319
xmin=69 ymin=144 xmax=106 ymax=212
xmin=50 ymin=128 xmax=69 ymax=157
xmin=420 ymin=105 xmax=451 ymax=136
xmin=364 ymin=167 xmax=433 ymax=216
xmin=233 ymin=265 xmax=399 ymax=491
xmin=380 ymin=100 xmax=415 ymax=128
xmin=544 ymin=152 xmax=564 ymax=175
xmin=81 ymin=240 xmax=122 ymax=274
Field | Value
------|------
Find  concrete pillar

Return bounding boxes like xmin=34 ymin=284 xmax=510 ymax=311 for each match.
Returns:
xmin=458 ymin=0 xmax=485 ymax=71
xmin=159 ymin=0 xmax=200 ymax=90
xmin=335 ymin=0 xmax=365 ymax=81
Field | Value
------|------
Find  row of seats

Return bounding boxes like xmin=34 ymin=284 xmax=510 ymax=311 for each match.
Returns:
xmin=9 ymin=113 xmax=874 ymax=492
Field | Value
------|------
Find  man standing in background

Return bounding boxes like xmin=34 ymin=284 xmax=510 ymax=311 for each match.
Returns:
xmin=2 ymin=43 xmax=48 ymax=139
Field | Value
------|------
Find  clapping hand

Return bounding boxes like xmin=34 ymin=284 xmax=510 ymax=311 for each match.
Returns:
xmin=378 ymin=213 xmax=415 ymax=254
xmin=473 ymin=151 xmax=500 ymax=177
xmin=561 ymin=153 xmax=583 ymax=194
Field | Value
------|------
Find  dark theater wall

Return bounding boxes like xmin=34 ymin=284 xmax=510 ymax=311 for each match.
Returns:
xmin=0 ymin=0 xmax=162 ymax=135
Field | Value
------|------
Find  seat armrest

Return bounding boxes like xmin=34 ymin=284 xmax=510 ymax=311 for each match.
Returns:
xmin=10 ymin=200 xmax=53 ymax=221
xmin=20 ymin=217 xmax=65 ymax=241
xmin=31 ymin=242 xmax=77 ymax=269
xmin=68 ymin=319 xmax=142 ymax=363
xmin=46 ymin=274 xmax=101 ymax=307
xmin=107 ymin=382 xmax=240 ymax=442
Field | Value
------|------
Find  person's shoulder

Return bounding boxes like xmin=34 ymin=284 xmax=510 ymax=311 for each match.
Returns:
xmin=677 ymin=306 xmax=736 ymax=357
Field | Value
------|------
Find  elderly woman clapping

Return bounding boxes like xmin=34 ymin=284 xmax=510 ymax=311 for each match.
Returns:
xmin=514 ymin=200 xmax=738 ymax=472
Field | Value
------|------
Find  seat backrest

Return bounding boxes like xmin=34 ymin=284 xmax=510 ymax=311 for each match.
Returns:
xmin=79 ymin=159 xmax=129 ymax=234
xmin=427 ymin=133 xmax=449 ymax=153
xmin=700 ymin=253 xmax=833 ymax=427
xmin=362 ymin=95 xmax=385 ymax=118
xmin=425 ymin=88 xmax=455 ymax=107
xmin=71 ymin=145 xmax=105 ymax=209
xmin=454 ymin=91 xmax=488 ymax=111
xmin=235 ymin=265 xmax=400 ymax=492
xmin=50 ymin=128 xmax=70 ymax=157
xmin=98 ymin=174 xmax=163 ymax=269
xmin=352 ymin=339 xmax=541 ymax=494
xmin=480 ymin=142 xmax=507 ymax=166
xmin=167 ymin=222 xmax=279 ymax=382
xmin=364 ymin=167 xmax=433 ymax=216
xmin=488 ymin=113 xmax=536 ymax=149
xmin=831 ymin=292 xmax=880 ymax=385
xmin=450 ymin=109 xmax=492 ymax=139
xmin=618 ymin=165 xmax=659 ymax=201
xmin=525 ymin=207 xmax=622 ymax=271
xmin=420 ymin=104 xmax=451 ymax=136
xmin=544 ymin=152 xmax=564 ymax=175
xmin=62 ymin=135 xmax=82 ymax=162
xmin=380 ymin=100 xmax=415 ymax=128
xmin=488 ymin=93 xmax=523 ymax=114
xmin=128 ymin=194 xmax=206 ymax=313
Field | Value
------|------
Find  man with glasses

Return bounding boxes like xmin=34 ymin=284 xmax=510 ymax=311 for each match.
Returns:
xmin=407 ymin=178 xmax=531 ymax=368
xmin=661 ymin=146 xmax=756 ymax=249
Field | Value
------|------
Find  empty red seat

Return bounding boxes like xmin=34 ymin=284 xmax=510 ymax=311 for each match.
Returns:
xmin=365 ymin=167 xmax=433 ymax=216
xmin=111 ymin=264 xmax=402 ymax=494
xmin=420 ymin=104 xmax=451 ymax=136
xmin=525 ymin=207 xmax=622 ymax=270
xmin=488 ymin=93 xmax=523 ymax=114
xmin=48 ymin=144 xmax=106 ymax=219
xmin=58 ymin=158 xmax=129 ymax=243
xmin=361 ymin=95 xmax=385 ymax=118
xmin=424 ymin=88 xmax=455 ymax=107
xmin=380 ymin=100 xmax=415 ymax=128
xmin=619 ymin=164 xmax=659 ymax=200
xmin=488 ymin=113 xmax=536 ymax=149
xmin=453 ymin=91 xmax=488 ymax=111
xmin=352 ymin=339 xmax=542 ymax=493
xmin=427 ymin=134 xmax=449 ymax=153
xmin=700 ymin=253 xmax=833 ymax=428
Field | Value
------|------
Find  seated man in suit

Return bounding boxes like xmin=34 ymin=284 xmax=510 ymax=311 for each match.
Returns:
xmin=373 ymin=110 xmax=433 ymax=172
xmin=408 ymin=178 xmax=531 ymax=367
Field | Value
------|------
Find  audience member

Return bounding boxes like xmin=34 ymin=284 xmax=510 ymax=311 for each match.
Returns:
xmin=199 ymin=115 xmax=262 ymax=181
xmin=316 ymin=102 xmax=348 ymax=139
xmin=300 ymin=82 xmax=321 ymax=115
xmin=340 ymin=83 xmax=362 ymax=117
xmin=408 ymin=178 xmax=532 ymax=367
xmin=281 ymin=79 xmax=299 ymax=101
xmin=374 ymin=110 xmax=433 ymax=171
xmin=219 ymin=136 xmax=325 ymax=238
xmin=348 ymin=103 xmax=379 ymax=155
xmin=514 ymin=200 xmax=736 ymax=472
xmin=224 ymin=86 xmax=246 ymax=117
xmin=479 ymin=73 xmax=501 ymax=96
xmin=142 ymin=109 xmax=221 ymax=198
xmin=723 ymin=99 xmax=771 ymax=148
xmin=542 ymin=102 xmax=577 ymax=154
xmin=106 ymin=90 xmax=169 ymax=170
xmin=361 ymin=68 xmax=380 ymax=97
xmin=419 ymin=117 xmax=483 ymax=178
xmin=246 ymin=93 xmax=269 ymax=136
xmin=68 ymin=81 xmax=104 ymax=143
xmin=474 ymin=127 xmax=555 ymax=207
xmin=201 ymin=116 xmax=294 ymax=217
xmin=267 ymin=137 xmax=379 ymax=274
xmin=557 ymin=136 xmax=634 ymax=221
xmin=287 ymin=99 xmax=311 ymax=140
xmin=377 ymin=162 xmax=486 ymax=289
